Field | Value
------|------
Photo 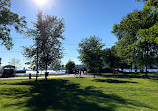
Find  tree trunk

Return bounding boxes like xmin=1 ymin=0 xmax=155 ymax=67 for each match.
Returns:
xmin=131 ymin=63 xmax=132 ymax=73
xmin=145 ymin=43 xmax=149 ymax=78
xmin=140 ymin=65 xmax=144 ymax=73
xmin=145 ymin=64 xmax=148 ymax=78
xmin=93 ymin=74 xmax=95 ymax=78
xmin=135 ymin=64 xmax=137 ymax=73
xmin=92 ymin=71 xmax=95 ymax=78
xmin=36 ymin=46 xmax=39 ymax=81
xmin=45 ymin=58 xmax=48 ymax=80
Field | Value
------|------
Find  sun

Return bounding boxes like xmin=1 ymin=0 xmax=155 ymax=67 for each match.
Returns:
xmin=34 ymin=0 xmax=48 ymax=6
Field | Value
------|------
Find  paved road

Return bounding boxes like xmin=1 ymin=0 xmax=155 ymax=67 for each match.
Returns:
xmin=0 ymin=74 xmax=94 ymax=81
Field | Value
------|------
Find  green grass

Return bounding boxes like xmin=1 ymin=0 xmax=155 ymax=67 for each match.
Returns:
xmin=15 ymin=75 xmax=42 ymax=77
xmin=88 ymin=72 xmax=158 ymax=78
xmin=0 ymin=76 xmax=158 ymax=111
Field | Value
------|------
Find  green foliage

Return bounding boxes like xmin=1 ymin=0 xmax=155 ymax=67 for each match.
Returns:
xmin=0 ymin=0 xmax=27 ymax=50
xmin=136 ymin=0 xmax=158 ymax=10
xmin=112 ymin=10 xmax=142 ymax=66
xmin=23 ymin=11 xmax=65 ymax=71
xmin=112 ymin=0 xmax=158 ymax=75
xmin=65 ymin=60 xmax=75 ymax=74
xmin=102 ymin=46 xmax=121 ymax=68
xmin=51 ymin=60 xmax=62 ymax=70
xmin=78 ymin=35 xmax=105 ymax=74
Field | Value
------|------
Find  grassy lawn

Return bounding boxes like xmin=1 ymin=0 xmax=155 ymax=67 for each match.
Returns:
xmin=0 ymin=76 xmax=158 ymax=111
xmin=15 ymin=75 xmax=42 ymax=77
xmin=91 ymin=72 xmax=158 ymax=78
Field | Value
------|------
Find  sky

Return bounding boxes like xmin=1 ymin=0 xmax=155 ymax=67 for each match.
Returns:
xmin=0 ymin=0 xmax=145 ymax=69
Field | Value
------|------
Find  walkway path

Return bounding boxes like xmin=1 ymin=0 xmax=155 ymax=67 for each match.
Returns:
xmin=0 ymin=74 xmax=94 ymax=81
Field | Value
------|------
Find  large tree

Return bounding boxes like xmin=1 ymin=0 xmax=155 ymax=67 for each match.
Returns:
xmin=78 ymin=35 xmax=105 ymax=77
xmin=112 ymin=11 xmax=140 ymax=73
xmin=0 ymin=0 xmax=26 ymax=50
xmin=135 ymin=0 xmax=158 ymax=74
xmin=23 ymin=11 xmax=65 ymax=79
xmin=112 ymin=0 xmax=158 ymax=76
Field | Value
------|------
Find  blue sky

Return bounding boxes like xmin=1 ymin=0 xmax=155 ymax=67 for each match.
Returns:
xmin=0 ymin=0 xmax=144 ymax=69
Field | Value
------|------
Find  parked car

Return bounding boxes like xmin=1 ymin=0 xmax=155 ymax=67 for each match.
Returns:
xmin=0 ymin=65 xmax=16 ymax=77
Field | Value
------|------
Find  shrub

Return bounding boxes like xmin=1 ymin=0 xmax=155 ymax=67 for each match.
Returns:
xmin=65 ymin=60 xmax=75 ymax=74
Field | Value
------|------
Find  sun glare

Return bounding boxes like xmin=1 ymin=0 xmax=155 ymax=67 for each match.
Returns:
xmin=34 ymin=0 xmax=48 ymax=6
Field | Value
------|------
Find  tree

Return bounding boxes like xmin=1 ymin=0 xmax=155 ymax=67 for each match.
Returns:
xmin=23 ymin=11 xmax=65 ymax=80
xmin=0 ymin=0 xmax=27 ymax=50
xmin=102 ymin=46 xmax=120 ymax=69
xmin=135 ymin=0 xmax=158 ymax=76
xmin=65 ymin=60 xmax=75 ymax=74
xmin=78 ymin=35 xmax=105 ymax=77
xmin=51 ymin=60 xmax=62 ymax=70
xmin=112 ymin=11 xmax=143 ymax=73
xmin=8 ymin=58 xmax=22 ymax=69
xmin=112 ymin=0 xmax=158 ymax=76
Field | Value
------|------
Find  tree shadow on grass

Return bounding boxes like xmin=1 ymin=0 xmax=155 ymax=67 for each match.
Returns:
xmin=148 ymin=77 xmax=158 ymax=83
xmin=93 ymin=79 xmax=137 ymax=83
xmin=99 ymin=73 xmax=158 ymax=79
xmin=99 ymin=74 xmax=145 ymax=79
xmin=0 ymin=79 xmax=154 ymax=111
